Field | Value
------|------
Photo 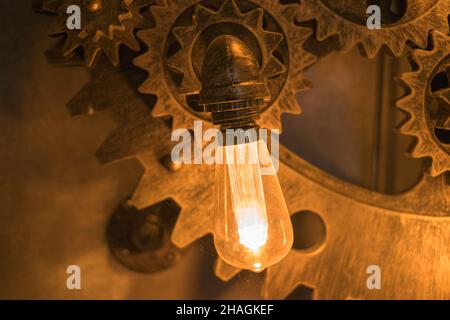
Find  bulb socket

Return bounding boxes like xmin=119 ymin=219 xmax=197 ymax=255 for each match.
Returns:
xmin=199 ymin=35 xmax=268 ymax=130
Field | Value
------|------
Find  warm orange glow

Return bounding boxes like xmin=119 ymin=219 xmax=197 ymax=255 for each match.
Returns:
xmin=236 ymin=205 xmax=268 ymax=251
xmin=226 ymin=141 xmax=269 ymax=252
xmin=214 ymin=139 xmax=293 ymax=272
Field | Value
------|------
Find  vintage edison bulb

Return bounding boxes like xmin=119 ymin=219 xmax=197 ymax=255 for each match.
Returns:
xmin=213 ymin=137 xmax=293 ymax=272
xmin=199 ymin=35 xmax=293 ymax=272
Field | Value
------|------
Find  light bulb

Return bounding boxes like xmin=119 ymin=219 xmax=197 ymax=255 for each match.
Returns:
xmin=213 ymin=138 xmax=293 ymax=272
xmin=197 ymin=34 xmax=294 ymax=272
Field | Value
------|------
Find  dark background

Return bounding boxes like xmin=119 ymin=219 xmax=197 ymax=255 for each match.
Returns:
xmin=0 ymin=1 xmax=421 ymax=299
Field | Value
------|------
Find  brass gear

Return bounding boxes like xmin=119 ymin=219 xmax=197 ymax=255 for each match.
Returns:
xmin=397 ymin=31 xmax=450 ymax=177
xmin=297 ymin=0 xmax=450 ymax=58
xmin=134 ymin=0 xmax=317 ymax=131
xmin=39 ymin=0 xmax=154 ymax=67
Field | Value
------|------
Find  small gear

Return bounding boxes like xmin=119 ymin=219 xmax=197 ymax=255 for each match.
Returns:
xmin=134 ymin=0 xmax=317 ymax=131
xmin=40 ymin=0 xmax=154 ymax=67
xmin=297 ymin=0 xmax=449 ymax=58
xmin=397 ymin=31 xmax=450 ymax=177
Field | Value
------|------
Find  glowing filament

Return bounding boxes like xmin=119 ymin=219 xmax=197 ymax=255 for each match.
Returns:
xmin=225 ymin=141 xmax=268 ymax=252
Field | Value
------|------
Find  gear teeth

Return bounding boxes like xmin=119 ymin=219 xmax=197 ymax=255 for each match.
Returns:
xmin=278 ymin=88 xmax=298 ymax=114
xmin=436 ymin=88 xmax=450 ymax=106
xmin=129 ymin=155 xmax=215 ymax=248
xmin=412 ymin=139 xmax=430 ymax=158
xmin=171 ymin=176 xmax=214 ymax=247
xmin=151 ymin=99 xmax=169 ymax=118
xmin=297 ymin=0 xmax=450 ymax=58
xmin=444 ymin=118 xmax=450 ymax=128
xmin=95 ymin=104 xmax=166 ymax=165
xmin=396 ymin=93 xmax=416 ymax=113
xmin=431 ymin=156 xmax=449 ymax=177
xmin=167 ymin=58 xmax=199 ymax=93
xmin=130 ymin=154 xmax=175 ymax=209
xmin=397 ymin=31 xmax=450 ymax=177
xmin=85 ymin=46 xmax=102 ymax=68
xmin=263 ymin=57 xmax=287 ymax=79
xmin=399 ymin=117 xmax=417 ymax=136
xmin=67 ymin=83 xmax=93 ymax=116
xmin=61 ymin=32 xmax=80 ymax=56
xmin=277 ymin=3 xmax=298 ymax=22
xmin=258 ymin=105 xmax=283 ymax=131
xmin=316 ymin=21 xmax=335 ymax=42
xmin=49 ymin=16 xmax=68 ymax=35
xmin=135 ymin=0 xmax=210 ymax=131
xmin=64 ymin=57 xmax=172 ymax=166
xmin=136 ymin=0 xmax=315 ymax=133
xmin=40 ymin=0 xmax=153 ymax=67
xmin=242 ymin=8 xmax=263 ymax=29
xmin=104 ymin=45 xmax=120 ymax=67
xmin=167 ymin=27 xmax=199 ymax=93
xmin=389 ymin=39 xmax=406 ymax=58
xmin=222 ymin=0 xmax=241 ymax=17
xmin=171 ymin=114 xmax=191 ymax=132
xmin=262 ymin=252 xmax=302 ymax=300
xmin=45 ymin=39 xmax=83 ymax=66
xmin=133 ymin=0 xmax=317 ymax=262
xmin=194 ymin=4 xmax=217 ymax=27
xmin=172 ymin=26 xmax=195 ymax=47
xmin=262 ymin=31 xmax=283 ymax=54
xmin=116 ymin=29 xmax=141 ymax=52
xmin=256 ymin=0 xmax=317 ymax=127
xmin=215 ymin=259 xmax=241 ymax=281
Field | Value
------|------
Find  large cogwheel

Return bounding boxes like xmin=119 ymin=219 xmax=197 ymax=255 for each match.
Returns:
xmin=39 ymin=0 xmax=154 ymax=67
xmin=297 ymin=0 xmax=450 ymax=57
xmin=134 ymin=0 xmax=317 ymax=131
xmin=397 ymin=31 xmax=450 ymax=177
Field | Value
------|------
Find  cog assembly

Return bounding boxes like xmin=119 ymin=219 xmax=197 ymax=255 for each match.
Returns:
xmin=134 ymin=0 xmax=317 ymax=131
xmin=297 ymin=0 xmax=450 ymax=57
xmin=39 ymin=0 xmax=154 ymax=67
xmin=397 ymin=31 xmax=450 ymax=177
xmin=34 ymin=0 xmax=450 ymax=299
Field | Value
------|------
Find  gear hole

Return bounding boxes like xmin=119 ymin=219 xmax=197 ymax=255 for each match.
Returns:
xmin=285 ymin=284 xmax=314 ymax=300
xmin=279 ymin=0 xmax=299 ymax=4
xmin=435 ymin=128 xmax=450 ymax=144
xmin=366 ymin=0 xmax=407 ymax=24
xmin=430 ymin=71 xmax=449 ymax=92
xmin=291 ymin=211 xmax=326 ymax=251
xmin=139 ymin=5 xmax=156 ymax=25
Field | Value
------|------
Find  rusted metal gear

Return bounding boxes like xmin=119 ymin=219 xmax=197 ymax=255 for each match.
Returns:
xmin=297 ymin=0 xmax=450 ymax=58
xmin=134 ymin=0 xmax=317 ymax=131
xmin=36 ymin=0 xmax=155 ymax=67
xmin=397 ymin=31 xmax=450 ymax=177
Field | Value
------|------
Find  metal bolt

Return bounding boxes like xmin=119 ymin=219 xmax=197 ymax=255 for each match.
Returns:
xmin=131 ymin=215 xmax=164 ymax=251
xmin=166 ymin=251 xmax=175 ymax=262
xmin=163 ymin=155 xmax=183 ymax=172
xmin=84 ymin=0 xmax=105 ymax=14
